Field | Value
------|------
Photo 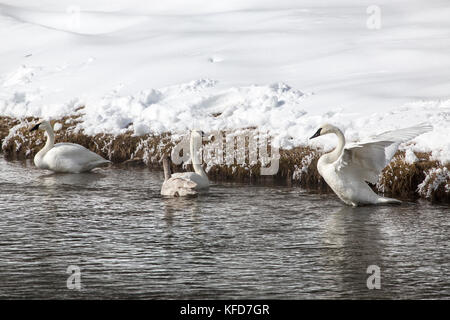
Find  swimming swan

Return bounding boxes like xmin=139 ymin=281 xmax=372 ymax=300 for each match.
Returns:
xmin=30 ymin=120 xmax=111 ymax=173
xmin=161 ymin=130 xmax=209 ymax=197
xmin=310 ymin=123 xmax=432 ymax=206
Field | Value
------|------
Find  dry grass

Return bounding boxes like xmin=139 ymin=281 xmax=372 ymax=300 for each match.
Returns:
xmin=378 ymin=152 xmax=436 ymax=199
xmin=279 ymin=146 xmax=330 ymax=191
xmin=1 ymin=116 xmax=448 ymax=203
xmin=0 ymin=117 xmax=20 ymax=146
xmin=1 ymin=116 xmax=175 ymax=166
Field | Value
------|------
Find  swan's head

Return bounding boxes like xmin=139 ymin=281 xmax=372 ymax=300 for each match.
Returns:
xmin=310 ymin=123 xmax=338 ymax=139
xmin=30 ymin=120 xmax=51 ymax=132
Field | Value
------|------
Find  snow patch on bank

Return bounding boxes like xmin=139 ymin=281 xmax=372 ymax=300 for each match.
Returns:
xmin=79 ymin=79 xmax=307 ymax=138
xmin=417 ymin=167 xmax=450 ymax=199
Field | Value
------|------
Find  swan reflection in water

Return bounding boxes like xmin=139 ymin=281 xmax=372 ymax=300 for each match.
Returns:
xmin=161 ymin=196 xmax=202 ymax=226
xmin=37 ymin=171 xmax=107 ymax=187
xmin=322 ymin=205 xmax=386 ymax=297
xmin=33 ymin=171 xmax=108 ymax=214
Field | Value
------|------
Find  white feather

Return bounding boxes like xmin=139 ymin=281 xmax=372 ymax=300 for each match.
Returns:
xmin=337 ymin=124 xmax=432 ymax=184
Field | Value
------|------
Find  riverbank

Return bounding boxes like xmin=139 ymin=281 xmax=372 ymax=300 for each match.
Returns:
xmin=1 ymin=116 xmax=448 ymax=203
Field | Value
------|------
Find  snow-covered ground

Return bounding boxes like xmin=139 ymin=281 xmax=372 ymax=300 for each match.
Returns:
xmin=0 ymin=0 xmax=449 ymax=163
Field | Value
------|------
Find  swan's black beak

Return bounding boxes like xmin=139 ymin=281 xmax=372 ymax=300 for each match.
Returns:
xmin=310 ymin=128 xmax=322 ymax=139
xmin=30 ymin=123 xmax=40 ymax=132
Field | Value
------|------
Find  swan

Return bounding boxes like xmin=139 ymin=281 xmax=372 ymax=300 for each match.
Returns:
xmin=30 ymin=120 xmax=111 ymax=173
xmin=161 ymin=130 xmax=209 ymax=197
xmin=310 ymin=123 xmax=432 ymax=206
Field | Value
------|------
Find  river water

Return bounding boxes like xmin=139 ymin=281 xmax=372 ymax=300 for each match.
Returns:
xmin=0 ymin=156 xmax=448 ymax=299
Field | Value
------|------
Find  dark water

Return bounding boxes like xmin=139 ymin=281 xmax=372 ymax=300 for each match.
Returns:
xmin=0 ymin=156 xmax=448 ymax=299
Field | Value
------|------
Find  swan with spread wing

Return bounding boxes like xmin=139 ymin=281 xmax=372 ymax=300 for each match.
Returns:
xmin=310 ymin=123 xmax=432 ymax=206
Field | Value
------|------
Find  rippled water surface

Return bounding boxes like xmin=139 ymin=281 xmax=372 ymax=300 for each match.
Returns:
xmin=0 ymin=156 xmax=448 ymax=299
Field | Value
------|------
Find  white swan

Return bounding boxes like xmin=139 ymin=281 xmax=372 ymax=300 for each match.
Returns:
xmin=161 ymin=130 xmax=209 ymax=197
xmin=310 ymin=123 xmax=432 ymax=206
xmin=30 ymin=120 xmax=111 ymax=173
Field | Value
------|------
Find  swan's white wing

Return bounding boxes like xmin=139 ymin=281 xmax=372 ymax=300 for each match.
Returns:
xmin=369 ymin=123 xmax=433 ymax=161
xmin=170 ymin=172 xmax=198 ymax=180
xmin=171 ymin=172 xmax=209 ymax=189
xmin=370 ymin=123 xmax=433 ymax=143
xmin=337 ymin=124 xmax=432 ymax=184
xmin=161 ymin=175 xmax=199 ymax=196
xmin=337 ymin=141 xmax=394 ymax=183
xmin=161 ymin=171 xmax=209 ymax=196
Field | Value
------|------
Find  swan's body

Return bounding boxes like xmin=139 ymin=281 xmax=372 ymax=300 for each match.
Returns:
xmin=310 ymin=123 xmax=432 ymax=206
xmin=31 ymin=120 xmax=110 ymax=173
xmin=161 ymin=130 xmax=209 ymax=197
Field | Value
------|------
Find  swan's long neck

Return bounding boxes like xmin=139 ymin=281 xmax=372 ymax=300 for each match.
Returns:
xmin=37 ymin=125 xmax=55 ymax=158
xmin=163 ymin=156 xmax=172 ymax=181
xmin=327 ymin=128 xmax=346 ymax=163
xmin=190 ymin=134 xmax=207 ymax=179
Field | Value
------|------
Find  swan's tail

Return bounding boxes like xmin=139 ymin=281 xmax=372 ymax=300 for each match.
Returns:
xmin=162 ymin=155 xmax=172 ymax=181
xmin=90 ymin=159 xmax=111 ymax=170
xmin=98 ymin=159 xmax=111 ymax=166
xmin=377 ymin=196 xmax=402 ymax=205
